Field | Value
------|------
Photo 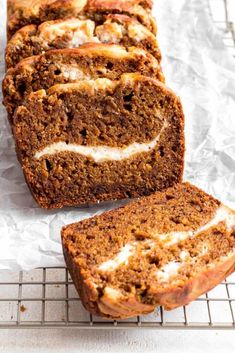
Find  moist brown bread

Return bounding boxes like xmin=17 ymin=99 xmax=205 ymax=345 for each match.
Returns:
xmin=3 ymin=44 xmax=164 ymax=120
xmin=13 ymin=73 xmax=185 ymax=209
xmin=5 ymin=15 xmax=161 ymax=69
xmin=61 ymin=182 xmax=235 ymax=319
xmin=7 ymin=0 xmax=156 ymax=39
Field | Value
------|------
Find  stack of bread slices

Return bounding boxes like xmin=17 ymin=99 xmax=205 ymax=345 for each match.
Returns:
xmin=3 ymin=0 xmax=184 ymax=209
xmin=3 ymin=1 xmax=235 ymax=320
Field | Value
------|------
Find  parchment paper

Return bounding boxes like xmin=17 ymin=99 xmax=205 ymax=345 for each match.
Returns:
xmin=0 ymin=0 xmax=235 ymax=271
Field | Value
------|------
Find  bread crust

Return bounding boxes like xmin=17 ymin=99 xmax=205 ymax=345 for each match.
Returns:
xmin=63 ymin=243 xmax=155 ymax=318
xmin=63 ymin=240 xmax=235 ymax=318
xmin=150 ymin=253 xmax=235 ymax=310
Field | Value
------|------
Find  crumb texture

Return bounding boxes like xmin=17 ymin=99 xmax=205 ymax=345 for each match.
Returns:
xmin=13 ymin=74 xmax=184 ymax=209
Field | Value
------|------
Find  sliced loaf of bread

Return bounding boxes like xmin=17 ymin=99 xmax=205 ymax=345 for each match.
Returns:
xmin=7 ymin=0 xmax=156 ymax=39
xmin=3 ymin=44 xmax=164 ymax=120
xmin=6 ymin=15 xmax=161 ymax=69
xmin=61 ymin=182 xmax=235 ymax=319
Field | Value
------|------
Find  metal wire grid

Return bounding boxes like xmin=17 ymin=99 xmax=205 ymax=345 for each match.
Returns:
xmin=208 ymin=0 xmax=235 ymax=55
xmin=0 ymin=0 xmax=235 ymax=330
xmin=0 ymin=267 xmax=234 ymax=329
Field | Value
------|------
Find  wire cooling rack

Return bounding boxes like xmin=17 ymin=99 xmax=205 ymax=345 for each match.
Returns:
xmin=0 ymin=0 xmax=235 ymax=330
xmin=0 ymin=267 xmax=234 ymax=330
xmin=208 ymin=0 xmax=235 ymax=55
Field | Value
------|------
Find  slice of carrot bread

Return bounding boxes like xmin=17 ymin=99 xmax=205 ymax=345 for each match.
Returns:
xmin=61 ymin=182 xmax=235 ymax=319
xmin=7 ymin=0 xmax=155 ymax=39
xmin=6 ymin=15 xmax=161 ymax=69
xmin=13 ymin=74 xmax=184 ymax=209
xmin=3 ymin=44 xmax=164 ymax=120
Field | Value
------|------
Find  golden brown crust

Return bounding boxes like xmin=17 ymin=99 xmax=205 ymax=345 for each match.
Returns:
xmin=63 ymin=244 xmax=101 ymax=315
xmin=64 ymin=243 xmax=235 ymax=318
xmin=151 ymin=253 xmax=235 ymax=310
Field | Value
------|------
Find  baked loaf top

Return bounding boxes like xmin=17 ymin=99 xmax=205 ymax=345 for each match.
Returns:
xmin=6 ymin=15 xmax=161 ymax=68
xmin=62 ymin=182 xmax=235 ymax=319
xmin=3 ymin=43 xmax=164 ymax=118
xmin=13 ymin=73 xmax=184 ymax=208
xmin=7 ymin=0 xmax=156 ymax=39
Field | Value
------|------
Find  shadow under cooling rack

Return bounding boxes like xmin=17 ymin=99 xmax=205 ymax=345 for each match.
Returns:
xmin=0 ymin=267 xmax=235 ymax=330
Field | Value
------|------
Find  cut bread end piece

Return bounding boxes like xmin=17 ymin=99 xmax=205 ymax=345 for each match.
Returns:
xmin=13 ymin=73 xmax=184 ymax=209
xmin=61 ymin=182 xmax=235 ymax=319
xmin=3 ymin=44 xmax=164 ymax=119
xmin=6 ymin=15 xmax=161 ymax=69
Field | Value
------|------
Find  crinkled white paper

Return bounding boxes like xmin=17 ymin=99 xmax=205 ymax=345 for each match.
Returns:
xmin=0 ymin=0 xmax=235 ymax=271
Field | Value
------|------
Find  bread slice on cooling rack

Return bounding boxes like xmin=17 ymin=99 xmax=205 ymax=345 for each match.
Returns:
xmin=3 ymin=43 xmax=164 ymax=120
xmin=13 ymin=73 xmax=184 ymax=209
xmin=61 ymin=182 xmax=235 ymax=319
